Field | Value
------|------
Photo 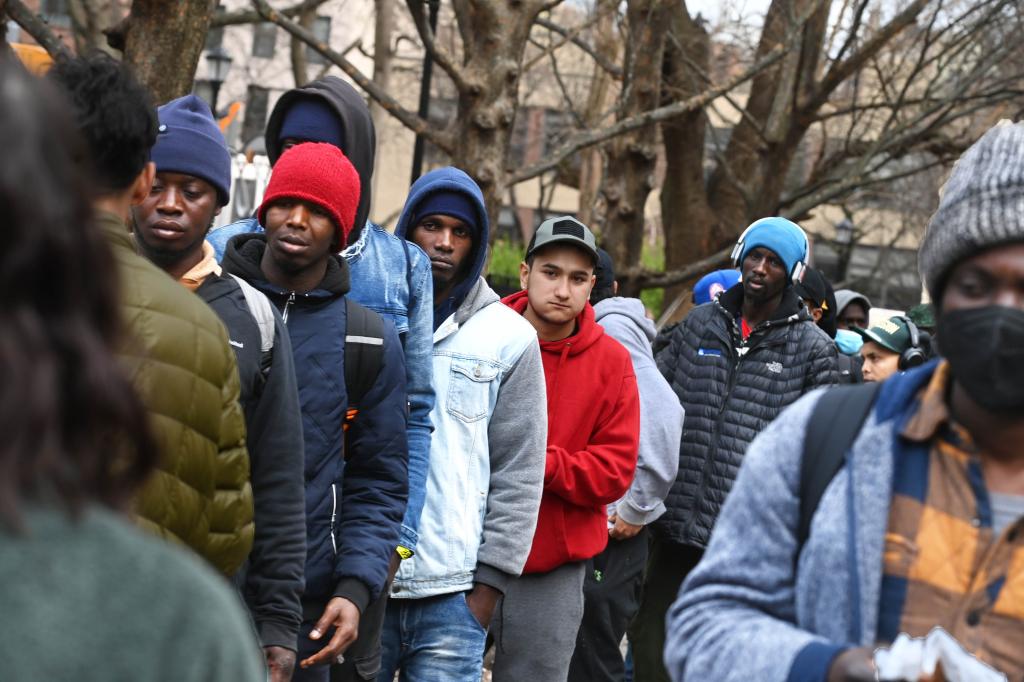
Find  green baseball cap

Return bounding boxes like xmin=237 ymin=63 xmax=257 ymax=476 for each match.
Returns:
xmin=526 ymin=216 xmax=599 ymax=264
xmin=853 ymin=316 xmax=913 ymax=354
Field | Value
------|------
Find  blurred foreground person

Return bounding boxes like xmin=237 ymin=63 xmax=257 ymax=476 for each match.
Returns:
xmin=0 ymin=59 xmax=263 ymax=681
xmin=49 ymin=55 xmax=254 ymax=576
xmin=666 ymin=121 xmax=1024 ymax=681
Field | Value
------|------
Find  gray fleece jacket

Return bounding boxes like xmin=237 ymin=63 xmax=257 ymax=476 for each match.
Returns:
xmin=594 ymin=297 xmax=683 ymax=526
xmin=665 ymin=362 xmax=942 ymax=682
xmin=391 ymin=277 xmax=547 ymax=598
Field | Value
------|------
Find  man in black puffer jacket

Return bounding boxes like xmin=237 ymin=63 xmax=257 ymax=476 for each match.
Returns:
xmin=630 ymin=217 xmax=838 ymax=682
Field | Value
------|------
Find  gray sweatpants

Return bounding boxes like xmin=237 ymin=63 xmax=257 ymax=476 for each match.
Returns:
xmin=491 ymin=561 xmax=587 ymax=682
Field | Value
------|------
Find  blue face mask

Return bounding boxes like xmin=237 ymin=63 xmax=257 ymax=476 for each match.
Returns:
xmin=835 ymin=329 xmax=863 ymax=356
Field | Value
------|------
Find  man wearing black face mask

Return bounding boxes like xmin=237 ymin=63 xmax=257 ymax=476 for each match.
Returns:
xmin=663 ymin=121 xmax=1024 ymax=682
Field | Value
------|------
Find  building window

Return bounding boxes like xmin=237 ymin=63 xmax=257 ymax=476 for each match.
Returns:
xmin=252 ymin=22 xmax=277 ymax=58
xmin=241 ymin=86 xmax=270 ymax=146
xmin=41 ymin=0 xmax=71 ymax=28
xmin=205 ymin=5 xmax=225 ymax=51
xmin=307 ymin=16 xmax=332 ymax=65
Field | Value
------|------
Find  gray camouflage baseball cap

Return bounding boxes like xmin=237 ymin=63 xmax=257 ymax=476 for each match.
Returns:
xmin=526 ymin=216 xmax=599 ymax=264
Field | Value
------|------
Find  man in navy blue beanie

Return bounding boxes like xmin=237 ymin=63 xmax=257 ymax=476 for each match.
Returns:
xmin=133 ymin=94 xmax=307 ymax=682
xmin=630 ymin=216 xmax=840 ymax=681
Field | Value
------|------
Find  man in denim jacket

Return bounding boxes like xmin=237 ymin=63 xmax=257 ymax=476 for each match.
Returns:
xmin=207 ymin=77 xmax=434 ymax=681
xmin=379 ymin=167 xmax=547 ymax=681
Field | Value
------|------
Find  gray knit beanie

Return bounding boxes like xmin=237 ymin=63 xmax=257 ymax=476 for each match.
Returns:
xmin=920 ymin=120 xmax=1024 ymax=301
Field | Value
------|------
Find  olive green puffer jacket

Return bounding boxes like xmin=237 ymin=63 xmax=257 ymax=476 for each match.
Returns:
xmin=100 ymin=212 xmax=254 ymax=576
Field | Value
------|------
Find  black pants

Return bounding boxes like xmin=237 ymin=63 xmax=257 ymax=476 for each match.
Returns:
xmin=329 ymin=582 xmax=392 ymax=682
xmin=567 ymin=530 xmax=649 ymax=682
xmin=627 ymin=536 xmax=703 ymax=682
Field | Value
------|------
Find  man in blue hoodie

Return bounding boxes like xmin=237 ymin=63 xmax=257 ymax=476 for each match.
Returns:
xmin=207 ymin=77 xmax=433 ymax=681
xmin=568 ymin=249 xmax=683 ymax=682
xmin=379 ymin=167 xmax=547 ymax=680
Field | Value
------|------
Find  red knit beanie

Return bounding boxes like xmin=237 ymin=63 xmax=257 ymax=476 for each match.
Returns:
xmin=258 ymin=142 xmax=361 ymax=244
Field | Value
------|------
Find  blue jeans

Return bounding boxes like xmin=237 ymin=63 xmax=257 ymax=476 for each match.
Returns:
xmin=380 ymin=592 xmax=487 ymax=682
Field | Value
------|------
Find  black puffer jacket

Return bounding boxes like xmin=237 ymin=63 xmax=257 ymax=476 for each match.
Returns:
xmin=654 ymin=283 xmax=839 ymax=548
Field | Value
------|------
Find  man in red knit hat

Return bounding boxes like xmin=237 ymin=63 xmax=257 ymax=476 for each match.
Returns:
xmin=496 ymin=216 xmax=640 ymax=680
xmin=222 ymin=143 xmax=409 ymax=682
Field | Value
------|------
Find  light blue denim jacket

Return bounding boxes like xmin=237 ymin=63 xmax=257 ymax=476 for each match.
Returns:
xmin=208 ymin=219 xmax=435 ymax=551
xmin=390 ymin=278 xmax=546 ymax=599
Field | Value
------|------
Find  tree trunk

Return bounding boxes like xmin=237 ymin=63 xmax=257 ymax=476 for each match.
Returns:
xmin=290 ymin=6 xmax=316 ymax=87
xmin=707 ymin=0 xmax=831 ymax=229
xmin=576 ymin=0 xmax=620 ymax=227
xmin=122 ymin=0 xmax=214 ymax=105
xmin=448 ymin=0 xmax=553 ymax=231
xmin=369 ymin=0 xmax=396 ymax=135
xmin=659 ymin=6 xmax=714 ymax=306
xmin=601 ymin=0 xmax=672 ymax=296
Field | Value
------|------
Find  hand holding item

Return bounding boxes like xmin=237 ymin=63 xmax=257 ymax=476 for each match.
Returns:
xmin=873 ymin=628 xmax=1006 ymax=682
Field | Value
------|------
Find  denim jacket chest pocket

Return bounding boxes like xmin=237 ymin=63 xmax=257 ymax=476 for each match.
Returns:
xmin=447 ymin=359 xmax=500 ymax=423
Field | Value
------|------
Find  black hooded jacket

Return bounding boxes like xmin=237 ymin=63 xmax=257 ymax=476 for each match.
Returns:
xmin=654 ymin=283 xmax=840 ymax=548
xmin=265 ymin=76 xmax=376 ymax=245
xmin=195 ymin=272 xmax=306 ymax=650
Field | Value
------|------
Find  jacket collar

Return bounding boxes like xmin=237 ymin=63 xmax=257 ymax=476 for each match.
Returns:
xmin=96 ymin=210 xmax=134 ymax=251
xmin=222 ymin=232 xmax=350 ymax=298
xmin=716 ymin=282 xmax=807 ymax=325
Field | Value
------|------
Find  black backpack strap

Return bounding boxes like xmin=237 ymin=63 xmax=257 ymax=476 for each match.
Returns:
xmin=344 ymin=298 xmax=386 ymax=410
xmin=797 ymin=382 xmax=882 ymax=551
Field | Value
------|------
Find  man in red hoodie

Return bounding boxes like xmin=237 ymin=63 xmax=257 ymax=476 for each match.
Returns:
xmin=497 ymin=216 xmax=640 ymax=680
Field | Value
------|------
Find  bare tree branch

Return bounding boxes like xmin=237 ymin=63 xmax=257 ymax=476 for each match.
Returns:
xmin=7 ymin=0 xmax=72 ymax=61
xmin=212 ymin=0 xmax=328 ymax=27
xmin=508 ymin=36 xmax=791 ymax=184
xmin=803 ymin=0 xmax=930 ymax=114
xmin=405 ymin=0 xmax=468 ymax=92
xmin=251 ymin=0 xmax=455 ymax=154
xmin=531 ymin=16 xmax=622 ymax=78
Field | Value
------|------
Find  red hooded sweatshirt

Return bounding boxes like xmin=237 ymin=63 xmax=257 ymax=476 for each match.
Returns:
xmin=503 ymin=290 xmax=640 ymax=573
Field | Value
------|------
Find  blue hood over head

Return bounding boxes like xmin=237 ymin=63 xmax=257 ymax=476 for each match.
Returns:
xmin=396 ymin=167 xmax=489 ymax=330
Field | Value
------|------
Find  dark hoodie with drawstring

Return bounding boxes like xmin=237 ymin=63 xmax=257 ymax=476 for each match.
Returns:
xmin=502 ymin=292 xmax=640 ymax=573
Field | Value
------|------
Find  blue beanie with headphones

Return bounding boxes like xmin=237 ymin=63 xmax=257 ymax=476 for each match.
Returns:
xmin=736 ymin=217 xmax=808 ymax=280
xmin=151 ymin=95 xmax=232 ymax=206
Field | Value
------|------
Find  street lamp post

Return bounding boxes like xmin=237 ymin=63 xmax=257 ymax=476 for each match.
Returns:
xmin=205 ymin=46 xmax=233 ymax=116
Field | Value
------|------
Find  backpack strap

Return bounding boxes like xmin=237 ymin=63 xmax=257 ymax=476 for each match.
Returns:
xmin=344 ymin=298 xmax=385 ymax=412
xmin=229 ymin=274 xmax=275 ymax=353
xmin=797 ymin=382 xmax=882 ymax=552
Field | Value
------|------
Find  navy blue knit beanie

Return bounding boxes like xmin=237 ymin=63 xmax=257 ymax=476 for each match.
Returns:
xmin=151 ymin=95 xmax=232 ymax=206
xmin=277 ymin=97 xmax=345 ymax=150
xmin=415 ymin=191 xmax=480 ymax=238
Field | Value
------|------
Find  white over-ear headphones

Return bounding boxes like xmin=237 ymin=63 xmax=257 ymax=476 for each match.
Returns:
xmin=730 ymin=217 xmax=810 ymax=284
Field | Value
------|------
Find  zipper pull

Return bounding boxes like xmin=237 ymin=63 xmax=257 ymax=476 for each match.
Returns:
xmin=282 ymin=292 xmax=296 ymax=324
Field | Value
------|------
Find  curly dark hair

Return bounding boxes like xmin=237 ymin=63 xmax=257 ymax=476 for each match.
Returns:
xmin=0 ymin=58 xmax=156 ymax=529
xmin=47 ymin=53 xmax=158 ymax=194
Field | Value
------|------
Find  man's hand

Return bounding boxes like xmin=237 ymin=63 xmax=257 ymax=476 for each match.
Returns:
xmin=608 ymin=513 xmax=643 ymax=541
xmin=299 ymin=597 xmax=361 ymax=669
xmin=264 ymin=646 xmax=296 ymax=682
xmin=465 ymin=583 xmax=501 ymax=630
xmin=827 ymin=647 xmax=875 ymax=682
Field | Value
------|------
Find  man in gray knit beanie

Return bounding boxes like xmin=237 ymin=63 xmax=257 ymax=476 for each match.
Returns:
xmin=662 ymin=120 xmax=1024 ymax=682
xmin=920 ymin=120 xmax=1024 ymax=299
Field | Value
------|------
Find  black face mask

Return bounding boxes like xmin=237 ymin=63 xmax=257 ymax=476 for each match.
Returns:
xmin=938 ymin=305 xmax=1024 ymax=412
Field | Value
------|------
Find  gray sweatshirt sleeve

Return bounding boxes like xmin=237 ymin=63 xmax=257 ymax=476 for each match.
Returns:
xmin=615 ymin=363 xmax=683 ymax=526
xmin=600 ymin=312 xmax=683 ymax=526
xmin=474 ymin=339 xmax=547 ymax=593
xmin=665 ymin=390 xmax=839 ymax=681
